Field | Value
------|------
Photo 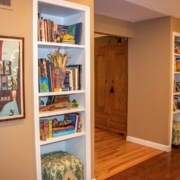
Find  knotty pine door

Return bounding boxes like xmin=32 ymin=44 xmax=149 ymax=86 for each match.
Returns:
xmin=95 ymin=41 xmax=128 ymax=136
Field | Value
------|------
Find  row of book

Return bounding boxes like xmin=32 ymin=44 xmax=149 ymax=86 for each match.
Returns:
xmin=38 ymin=58 xmax=82 ymax=92
xmin=38 ymin=13 xmax=83 ymax=44
xmin=40 ymin=112 xmax=82 ymax=140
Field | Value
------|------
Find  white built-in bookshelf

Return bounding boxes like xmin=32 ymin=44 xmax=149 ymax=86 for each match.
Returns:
xmin=171 ymin=32 xmax=180 ymax=144
xmin=32 ymin=0 xmax=91 ymax=179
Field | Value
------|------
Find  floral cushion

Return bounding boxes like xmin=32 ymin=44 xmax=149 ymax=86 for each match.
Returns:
xmin=41 ymin=151 xmax=84 ymax=180
xmin=172 ymin=120 xmax=180 ymax=146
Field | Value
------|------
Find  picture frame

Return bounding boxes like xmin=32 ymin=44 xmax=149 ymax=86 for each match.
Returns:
xmin=0 ymin=0 xmax=14 ymax=11
xmin=0 ymin=36 xmax=25 ymax=122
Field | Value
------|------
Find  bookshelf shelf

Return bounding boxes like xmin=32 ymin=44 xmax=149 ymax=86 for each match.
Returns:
xmin=174 ymin=53 xmax=180 ymax=57
xmin=33 ymin=0 xmax=91 ymax=179
xmin=173 ymin=110 xmax=180 ymax=114
xmin=173 ymin=91 xmax=180 ymax=95
xmin=174 ymin=72 xmax=180 ymax=75
xmin=39 ymin=107 xmax=85 ymax=118
xmin=40 ymin=131 xmax=85 ymax=146
xmin=38 ymin=41 xmax=85 ymax=49
xmin=38 ymin=90 xmax=85 ymax=97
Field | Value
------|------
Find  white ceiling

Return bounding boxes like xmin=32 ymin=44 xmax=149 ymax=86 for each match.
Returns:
xmin=94 ymin=0 xmax=180 ymax=22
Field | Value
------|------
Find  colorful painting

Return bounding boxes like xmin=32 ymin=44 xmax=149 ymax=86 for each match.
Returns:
xmin=0 ymin=36 xmax=25 ymax=121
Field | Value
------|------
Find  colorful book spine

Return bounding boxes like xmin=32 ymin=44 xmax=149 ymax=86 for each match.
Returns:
xmin=48 ymin=120 xmax=53 ymax=138
xmin=53 ymin=125 xmax=74 ymax=133
xmin=78 ymin=119 xmax=83 ymax=132
xmin=52 ymin=128 xmax=75 ymax=138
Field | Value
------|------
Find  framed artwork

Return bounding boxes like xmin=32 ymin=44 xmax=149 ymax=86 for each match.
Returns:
xmin=0 ymin=0 xmax=14 ymax=11
xmin=0 ymin=36 xmax=25 ymax=122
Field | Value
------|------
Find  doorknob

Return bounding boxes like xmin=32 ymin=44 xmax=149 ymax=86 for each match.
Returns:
xmin=110 ymin=86 xmax=114 ymax=93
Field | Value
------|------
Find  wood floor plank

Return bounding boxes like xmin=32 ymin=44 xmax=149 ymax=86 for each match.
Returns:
xmin=95 ymin=127 xmax=164 ymax=180
xmin=106 ymin=146 xmax=180 ymax=180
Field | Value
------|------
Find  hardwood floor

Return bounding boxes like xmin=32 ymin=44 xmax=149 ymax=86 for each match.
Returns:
xmin=95 ymin=127 xmax=164 ymax=180
xmin=106 ymin=146 xmax=180 ymax=180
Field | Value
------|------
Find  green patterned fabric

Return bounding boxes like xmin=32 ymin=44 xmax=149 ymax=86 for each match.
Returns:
xmin=41 ymin=151 xmax=84 ymax=180
xmin=172 ymin=120 xmax=180 ymax=145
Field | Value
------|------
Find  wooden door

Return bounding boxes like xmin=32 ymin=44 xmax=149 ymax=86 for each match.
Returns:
xmin=95 ymin=41 xmax=128 ymax=136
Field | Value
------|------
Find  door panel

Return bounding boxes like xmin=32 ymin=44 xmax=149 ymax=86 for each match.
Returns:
xmin=110 ymin=42 xmax=128 ymax=117
xmin=95 ymin=45 xmax=109 ymax=113
xmin=95 ymin=41 xmax=128 ymax=135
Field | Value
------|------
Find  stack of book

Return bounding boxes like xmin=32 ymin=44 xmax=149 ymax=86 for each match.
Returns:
xmin=38 ymin=13 xmax=83 ymax=45
xmin=39 ymin=113 xmax=82 ymax=140
xmin=38 ymin=58 xmax=82 ymax=93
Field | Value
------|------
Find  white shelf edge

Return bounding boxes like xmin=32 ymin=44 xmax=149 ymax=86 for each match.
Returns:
xmin=174 ymin=53 xmax=180 ymax=57
xmin=38 ymin=90 xmax=85 ymax=97
xmin=38 ymin=41 xmax=85 ymax=48
xmin=39 ymin=107 xmax=85 ymax=117
xmin=173 ymin=110 xmax=180 ymax=114
xmin=174 ymin=72 xmax=180 ymax=75
xmin=173 ymin=92 xmax=180 ymax=95
xmin=40 ymin=132 xmax=85 ymax=146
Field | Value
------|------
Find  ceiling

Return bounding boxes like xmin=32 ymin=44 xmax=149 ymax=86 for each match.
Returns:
xmin=94 ymin=0 xmax=180 ymax=22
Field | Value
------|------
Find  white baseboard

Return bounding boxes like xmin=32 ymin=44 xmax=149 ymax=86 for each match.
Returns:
xmin=126 ymin=136 xmax=171 ymax=152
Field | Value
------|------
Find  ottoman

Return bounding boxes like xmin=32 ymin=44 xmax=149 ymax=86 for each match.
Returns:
xmin=172 ymin=120 xmax=180 ymax=146
xmin=41 ymin=151 xmax=84 ymax=180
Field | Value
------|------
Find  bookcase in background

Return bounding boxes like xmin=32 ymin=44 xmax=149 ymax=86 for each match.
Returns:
xmin=32 ymin=0 xmax=91 ymax=179
xmin=171 ymin=32 xmax=180 ymax=146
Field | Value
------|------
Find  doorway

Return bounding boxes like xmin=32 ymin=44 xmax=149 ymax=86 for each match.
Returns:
xmin=94 ymin=34 xmax=128 ymax=136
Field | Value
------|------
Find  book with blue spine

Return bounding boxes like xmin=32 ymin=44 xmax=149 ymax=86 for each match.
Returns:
xmin=52 ymin=128 xmax=75 ymax=137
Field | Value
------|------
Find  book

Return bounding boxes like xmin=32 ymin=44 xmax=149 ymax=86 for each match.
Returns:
xmin=70 ymin=112 xmax=81 ymax=132
xmin=66 ymin=64 xmax=82 ymax=90
xmin=39 ymin=18 xmax=45 ymax=42
xmin=46 ymin=60 xmax=52 ymax=92
xmin=48 ymin=120 xmax=53 ymax=138
xmin=39 ymin=77 xmax=49 ymax=92
xmin=56 ymin=22 xmax=82 ymax=44
xmin=53 ymin=95 xmax=70 ymax=104
xmin=53 ymin=125 xmax=74 ymax=133
xmin=176 ymin=59 xmax=180 ymax=72
xmin=46 ymin=96 xmax=55 ymax=106
xmin=51 ymin=21 xmax=54 ymax=42
xmin=78 ymin=119 xmax=82 ymax=132
xmin=51 ymin=69 xmax=55 ymax=91
xmin=67 ymin=22 xmax=83 ymax=44
xmin=65 ymin=113 xmax=78 ymax=132
xmin=64 ymin=71 xmax=70 ymax=88
xmin=56 ymin=24 xmax=68 ymax=43
xmin=52 ymin=128 xmax=75 ymax=137
xmin=65 ymin=68 xmax=73 ymax=90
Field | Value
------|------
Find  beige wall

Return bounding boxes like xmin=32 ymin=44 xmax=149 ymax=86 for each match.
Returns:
xmin=0 ymin=1 xmax=35 ymax=180
xmin=0 ymin=0 xmax=94 ymax=180
xmin=128 ymin=17 xmax=171 ymax=145
xmin=94 ymin=13 xmax=133 ymax=38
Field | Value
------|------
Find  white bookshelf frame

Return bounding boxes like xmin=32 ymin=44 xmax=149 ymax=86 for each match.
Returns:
xmin=32 ymin=0 xmax=92 ymax=179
